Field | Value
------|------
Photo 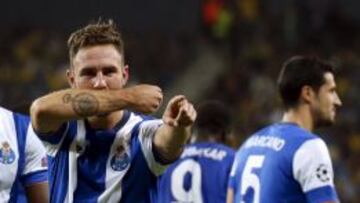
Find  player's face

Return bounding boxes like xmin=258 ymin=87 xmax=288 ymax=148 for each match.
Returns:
xmin=311 ymin=72 xmax=342 ymax=127
xmin=67 ymin=44 xmax=128 ymax=90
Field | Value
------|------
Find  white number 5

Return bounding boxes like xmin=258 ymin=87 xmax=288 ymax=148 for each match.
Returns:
xmin=240 ymin=155 xmax=265 ymax=203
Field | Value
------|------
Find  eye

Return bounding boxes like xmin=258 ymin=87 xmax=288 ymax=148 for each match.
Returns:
xmin=102 ymin=66 xmax=118 ymax=76
xmin=79 ymin=67 xmax=97 ymax=77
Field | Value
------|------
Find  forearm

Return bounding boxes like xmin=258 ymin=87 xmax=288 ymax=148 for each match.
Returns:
xmin=153 ymin=123 xmax=191 ymax=162
xmin=31 ymin=88 xmax=131 ymax=133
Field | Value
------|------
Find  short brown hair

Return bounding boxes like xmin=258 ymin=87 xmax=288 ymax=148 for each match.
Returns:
xmin=67 ymin=19 xmax=124 ymax=65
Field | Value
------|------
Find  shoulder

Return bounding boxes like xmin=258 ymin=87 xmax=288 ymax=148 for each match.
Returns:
xmin=292 ymin=137 xmax=333 ymax=178
xmin=0 ymin=107 xmax=18 ymax=122
xmin=294 ymin=138 xmax=330 ymax=159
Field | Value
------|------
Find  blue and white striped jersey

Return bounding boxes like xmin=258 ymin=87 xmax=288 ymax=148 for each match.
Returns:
xmin=228 ymin=122 xmax=339 ymax=203
xmin=158 ymin=142 xmax=235 ymax=203
xmin=38 ymin=110 xmax=167 ymax=203
xmin=0 ymin=107 xmax=48 ymax=203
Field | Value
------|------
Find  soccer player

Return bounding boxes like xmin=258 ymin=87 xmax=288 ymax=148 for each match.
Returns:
xmin=30 ymin=19 xmax=196 ymax=203
xmin=0 ymin=106 xmax=48 ymax=203
xmin=158 ymin=100 xmax=235 ymax=203
xmin=227 ymin=56 xmax=342 ymax=203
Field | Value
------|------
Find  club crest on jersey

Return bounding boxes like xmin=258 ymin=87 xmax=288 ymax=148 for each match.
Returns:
xmin=0 ymin=141 xmax=16 ymax=164
xmin=110 ymin=145 xmax=130 ymax=171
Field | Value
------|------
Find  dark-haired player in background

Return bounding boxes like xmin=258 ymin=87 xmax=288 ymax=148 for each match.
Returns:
xmin=227 ymin=56 xmax=341 ymax=203
xmin=158 ymin=100 xmax=235 ymax=203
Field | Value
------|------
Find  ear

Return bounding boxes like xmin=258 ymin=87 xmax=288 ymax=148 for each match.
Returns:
xmin=300 ymin=85 xmax=316 ymax=104
xmin=66 ymin=68 xmax=76 ymax=88
xmin=122 ymin=64 xmax=129 ymax=86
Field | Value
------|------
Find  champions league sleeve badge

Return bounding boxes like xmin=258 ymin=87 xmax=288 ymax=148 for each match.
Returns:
xmin=315 ymin=164 xmax=331 ymax=182
xmin=0 ymin=141 xmax=16 ymax=164
xmin=110 ymin=144 xmax=130 ymax=171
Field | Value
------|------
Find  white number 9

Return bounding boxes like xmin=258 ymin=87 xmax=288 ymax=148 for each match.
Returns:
xmin=171 ymin=159 xmax=204 ymax=203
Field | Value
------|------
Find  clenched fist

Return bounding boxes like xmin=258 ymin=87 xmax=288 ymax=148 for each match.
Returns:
xmin=124 ymin=84 xmax=163 ymax=114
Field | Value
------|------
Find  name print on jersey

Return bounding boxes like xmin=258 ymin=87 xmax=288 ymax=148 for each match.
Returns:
xmin=181 ymin=146 xmax=228 ymax=161
xmin=244 ymin=135 xmax=285 ymax=151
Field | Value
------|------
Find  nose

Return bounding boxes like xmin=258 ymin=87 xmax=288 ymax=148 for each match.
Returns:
xmin=93 ymin=72 xmax=107 ymax=89
xmin=335 ymin=93 xmax=342 ymax=107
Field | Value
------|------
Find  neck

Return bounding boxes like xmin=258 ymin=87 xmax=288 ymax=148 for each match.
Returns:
xmin=281 ymin=105 xmax=314 ymax=132
xmin=193 ymin=133 xmax=222 ymax=143
xmin=87 ymin=110 xmax=124 ymax=129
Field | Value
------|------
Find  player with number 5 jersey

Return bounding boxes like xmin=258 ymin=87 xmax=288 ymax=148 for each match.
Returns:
xmin=227 ymin=56 xmax=341 ymax=203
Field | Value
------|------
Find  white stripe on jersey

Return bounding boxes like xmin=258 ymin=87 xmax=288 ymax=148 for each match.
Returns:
xmin=98 ymin=114 xmax=142 ymax=203
xmin=65 ymin=120 xmax=86 ymax=203
xmin=293 ymin=138 xmax=335 ymax=192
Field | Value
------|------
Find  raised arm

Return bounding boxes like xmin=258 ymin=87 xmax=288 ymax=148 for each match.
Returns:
xmin=153 ymin=95 xmax=197 ymax=163
xmin=30 ymin=84 xmax=163 ymax=133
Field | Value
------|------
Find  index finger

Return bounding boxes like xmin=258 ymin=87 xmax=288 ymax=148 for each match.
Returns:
xmin=168 ymin=95 xmax=186 ymax=105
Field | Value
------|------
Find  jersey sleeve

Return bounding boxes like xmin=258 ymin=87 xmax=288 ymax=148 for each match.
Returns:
xmin=35 ymin=122 xmax=70 ymax=157
xmin=137 ymin=119 xmax=168 ymax=176
xmin=21 ymin=124 xmax=48 ymax=186
xmin=292 ymin=138 xmax=339 ymax=203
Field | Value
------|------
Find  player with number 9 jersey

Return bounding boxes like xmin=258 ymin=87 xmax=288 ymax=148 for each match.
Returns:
xmin=158 ymin=100 xmax=235 ymax=203
xmin=158 ymin=142 xmax=235 ymax=203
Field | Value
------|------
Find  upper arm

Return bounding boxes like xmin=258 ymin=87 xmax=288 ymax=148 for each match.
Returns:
xmin=25 ymin=182 xmax=49 ymax=203
xmin=293 ymin=138 xmax=339 ymax=203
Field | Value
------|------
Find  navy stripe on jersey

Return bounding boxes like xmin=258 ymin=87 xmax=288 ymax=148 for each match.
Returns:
xmin=120 ymin=120 xmax=158 ymax=203
xmin=9 ymin=113 xmax=29 ymax=203
xmin=48 ymin=121 xmax=77 ymax=203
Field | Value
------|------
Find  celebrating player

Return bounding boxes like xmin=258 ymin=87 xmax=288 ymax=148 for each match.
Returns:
xmin=227 ymin=56 xmax=341 ymax=203
xmin=30 ymin=19 xmax=196 ymax=203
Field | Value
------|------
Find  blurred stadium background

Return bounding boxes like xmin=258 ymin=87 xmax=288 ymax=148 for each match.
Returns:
xmin=0 ymin=0 xmax=359 ymax=202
